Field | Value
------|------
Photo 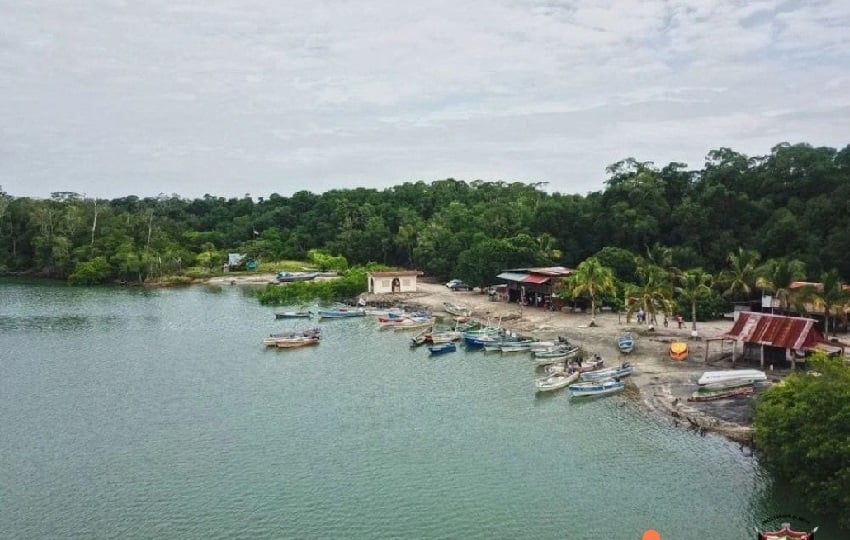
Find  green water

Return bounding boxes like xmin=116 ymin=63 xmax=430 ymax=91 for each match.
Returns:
xmin=0 ymin=280 xmax=843 ymax=539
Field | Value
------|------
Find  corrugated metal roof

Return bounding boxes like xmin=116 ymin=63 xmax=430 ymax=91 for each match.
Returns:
xmin=722 ymin=312 xmax=826 ymax=350
xmin=523 ymin=274 xmax=550 ymax=284
xmin=497 ymin=272 xmax=528 ymax=282
xmin=506 ymin=266 xmax=572 ymax=276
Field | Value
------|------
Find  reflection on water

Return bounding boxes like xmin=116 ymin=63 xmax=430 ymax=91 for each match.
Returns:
xmin=0 ymin=314 xmax=125 ymax=332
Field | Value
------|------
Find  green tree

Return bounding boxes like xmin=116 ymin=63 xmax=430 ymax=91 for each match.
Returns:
xmin=563 ymin=257 xmax=616 ymax=325
xmin=675 ymin=268 xmax=713 ymax=332
xmin=756 ymin=257 xmax=807 ymax=315
xmin=798 ymin=270 xmax=849 ymax=337
xmin=718 ymin=248 xmax=761 ymax=300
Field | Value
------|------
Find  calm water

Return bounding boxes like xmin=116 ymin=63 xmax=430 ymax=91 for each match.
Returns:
xmin=0 ymin=280 xmax=844 ymax=539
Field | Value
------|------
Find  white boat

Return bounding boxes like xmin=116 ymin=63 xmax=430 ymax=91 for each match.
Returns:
xmin=568 ymin=379 xmax=626 ymax=397
xmin=697 ymin=369 xmax=767 ymax=386
xmin=535 ymin=371 xmax=580 ymax=392
xmin=580 ymin=362 xmax=633 ymax=382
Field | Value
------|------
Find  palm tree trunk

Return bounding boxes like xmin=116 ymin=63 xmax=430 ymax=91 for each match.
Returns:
xmin=691 ymin=300 xmax=697 ymax=331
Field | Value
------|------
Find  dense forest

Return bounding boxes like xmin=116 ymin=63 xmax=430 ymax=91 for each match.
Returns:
xmin=1 ymin=142 xmax=850 ymax=286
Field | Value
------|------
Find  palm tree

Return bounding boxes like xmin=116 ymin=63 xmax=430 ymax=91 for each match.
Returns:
xmin=564 ymin=257 xmax=616 ymax=325
xmin=718 ymin=247 xmax=761 ymax=300
xmin=756 ymin=258 xmax=806 ymax=315
xmin=625 ymin=262 xmax=674 ymax=325
xmin=798 ymin=270 xmax=848 ymax=337
xmin=675 ymin=268 xmax=713 ymax=332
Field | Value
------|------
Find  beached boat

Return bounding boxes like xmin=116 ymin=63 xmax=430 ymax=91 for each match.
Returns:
xmin=276 ymin=271 xmax=320 ymax=283
xmin=697 ymin=369 xmax=767 ymax=386
xmin=758 ymin=522 xmax=817 ymax=540
xmin=274 ymin=310 xmax=313 ymax=319
xmin=617 ymin=333 xmax=635 ymax=354
xmin=428 ymin=342 xmax=457 ymax=355
xmin=696 ymin=379 xmax=757 ymax=393
xmin=392 ymin=317 xmax=434 ymax=331
xmin=317 ymin=307 xmax=366 ymax=319
xmin=687 ymin=386 xmax=754 ymax=402
xmin=274 ymin=336 xmax=320 ymax=348
xmin=534 ymin=344 xmax=580 ymax=359
xmin=443 ymin=302 xmax=472 ymax=318
xmin=568 ymin=379 xmax=626 ymax=397
xmin=580 ymin=362 xmax=633 ymax=382
xmin=670 ymin=341 xmax=688 ymax=361
xmin=535 ymin=370 xmax=580 ymax=392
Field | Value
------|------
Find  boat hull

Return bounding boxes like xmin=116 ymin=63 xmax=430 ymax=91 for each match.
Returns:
xmin=697 ymin=369 xmax=767 ymax=386
xmin=568 ymin=380 xmax=626 ymax=397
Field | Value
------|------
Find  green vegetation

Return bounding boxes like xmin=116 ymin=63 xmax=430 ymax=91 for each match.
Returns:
xmin=754 ymin=354 xmax=850 ymax=528
xmin=256 ymin=266 xmax=373 ymax=305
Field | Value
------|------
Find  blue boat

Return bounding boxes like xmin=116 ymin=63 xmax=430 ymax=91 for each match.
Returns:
xmin=568 ymin=379 xmax=626 ymax=397
xmin=428 ymin=342 xmax=457 ymax=355
xmin=317 ymin=308 xmax=366 ymax=319
xmin=580 ymin=362 xmax=633 ymax=382
xmin=617 ymin=333 xmax=635 ymax=354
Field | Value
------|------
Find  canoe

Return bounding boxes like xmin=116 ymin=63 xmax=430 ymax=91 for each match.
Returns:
xmin=317 ymin=308 xmax=366 ymax=319
xmin=428 ymin=342 xmax=457 ymax=355
xmin=688 ymin=386 xmax=754 ymax=402
xmin=535 ymin=370 xmax=580 ymax=392
xmin=697 ymin=369 xmax=767 ymax=386
xmin=580 ymin=362 xmax=633 ymax=382
xmin=275 ymin=311 xmax=312 ymax=319
xmin=274 ymin=336 xmax=320 ymax=348
xmin=568 ymin=379 xmax=626 ymax=397
xmin=670 ymin=341 xmax=688 ymax=361
xmin=617 ymin=334 xmax=635 ymax=354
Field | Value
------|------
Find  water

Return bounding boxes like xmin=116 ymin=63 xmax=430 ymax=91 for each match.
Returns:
xmin=0 ymin=280 xmax=844 ymax=539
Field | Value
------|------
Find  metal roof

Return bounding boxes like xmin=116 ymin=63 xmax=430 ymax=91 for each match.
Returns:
xmin=505 ymin=266 xmax=572 ymax=276
xmin=722 ymin=312 xmax=826 ymax=350
xmin=523 ymin=274 xmax=550 ymax=284
xmin=497 ymin=272 xmax=529 ymax=282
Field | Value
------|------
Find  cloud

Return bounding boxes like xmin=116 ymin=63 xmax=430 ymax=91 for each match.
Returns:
xmin=0 ymin=0 xmax=848 ymax=198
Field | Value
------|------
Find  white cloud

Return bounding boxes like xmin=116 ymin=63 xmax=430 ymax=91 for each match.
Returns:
xmin=0 ymin=0 xmax=848 ymax=198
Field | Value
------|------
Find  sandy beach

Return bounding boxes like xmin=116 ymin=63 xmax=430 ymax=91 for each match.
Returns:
xmin=210 ymin=274 xmax=791 ymax=443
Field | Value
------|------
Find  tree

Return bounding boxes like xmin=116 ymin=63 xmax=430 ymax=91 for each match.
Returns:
xmin=718 ymin=248 xmax=761 ymax=300
xmin=754 ymin=354 xmax=850 ymax=529
xmin=625 ymin=261 xmax=674 ymax=324
xmin=798 ymin=270 xmax=849 ymax=337
xmin=756 ymin=257 xmax=807 ymax=315
xmin=563 ymin=257 xmax=616 ymax=325
xmin=675 ymin=269 xmax=713 ymax=332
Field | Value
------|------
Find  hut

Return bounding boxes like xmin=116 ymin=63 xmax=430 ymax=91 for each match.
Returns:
xmin=495 ymin=266 xmax=572 ymax=308
xmin=367 ymin=271 xmax=419 ymax=294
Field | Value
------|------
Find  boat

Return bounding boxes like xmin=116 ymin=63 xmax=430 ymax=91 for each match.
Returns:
xmin=758 ymin=522 xmax=817 ymax=539
xmin=580 ymin=362 xmax=633 ymax=382
xmin=428 ymin=330 xmax=462 ymax=344
xmin=534 ymin=344 xmax=580 ymax=359
xmin=568 ymin=379 xmax=626 ymax=397
xmin=617 ymin=333 xmax=635 ymax=354
xmin=274 ymin=311 xmax=313 ymax=319
xmin=697 ymin=379 xmax=758 ymax=393
xmin=535 ymin=370 xmax=580 ymax=392
xmin=274 ymin=336 xmax=320 ymax=348
xmin=687 ymin=386 xmax=754 ymax=402
xmin=276 ymin=271 xmax=320 ymax=283
xmin=670 ymin=341 xmax=688 ymax=361
xmin=317 ymin=307 xmax=366 ymax=319
xmin=443 ymin=302 xmax=472 ymax=318
xmin=545 ymin=356 xmax=604 ymax=374
xmin=263 ymin=327 xmax=321 ymax=346
xmin=697 ymin=369 xmax=767 ymax=386
xmin=428 ymin=342 xmax=457 ymax=355
xmin=392 ymin=317 xmax=435 ymax=331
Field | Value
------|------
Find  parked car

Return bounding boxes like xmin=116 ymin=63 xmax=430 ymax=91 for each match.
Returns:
xmin=446 ymin=279 xmax=472 ymax=291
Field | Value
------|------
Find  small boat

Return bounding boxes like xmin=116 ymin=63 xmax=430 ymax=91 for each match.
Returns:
xmin=274 ymin=336 xmax=320 ymax=348
xmin=670 ymin=341 xmax=688 ymax=361
xmin=274 ymin=311 xmax=312 ymax=319
xmin=535 ymin=370 xmax=580 ymax=392
xmin=263 ymin=327 xmax=321 ymax=346
xmin=617 ymin=333 xmax=635 ymax=354
xmin=317 ymin=308 xmax=366 ymax=319
xmin=443 ymin=302 xmax=472 ymax=318
xmin=758 ymin=522 xmax=817 ymax=539
xmin=545 ymin=356 xmax=604 ymax=374
xmin=428 ymin=331 xmax=462 ymax=344
xmin=534 ymin=344 xmax=580 ymax=359
xmin=698 ymin=369 xmax=767 ymax=386
xmin=428 ymin=342 xmax=457 ymax=355
xmin=276 ymin=271 xmax=320 ymax=283
xmin=568 ymin=379 xmax=626 ymax=397
xmin=392 ymin=317 xmax=435 ymax=331
xmin=687 ymin=386 xmax=754 ymax=402
xmin=580 ymin=362 xmax=633 ymax=382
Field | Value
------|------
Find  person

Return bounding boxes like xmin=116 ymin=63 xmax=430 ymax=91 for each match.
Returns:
xmin=637 ymin=307 xmax=645 ymax=324
xmin=663 ymin=315 xmax=668 ymax=327
xmin=676 ymin=314 xmax=683 ymax=329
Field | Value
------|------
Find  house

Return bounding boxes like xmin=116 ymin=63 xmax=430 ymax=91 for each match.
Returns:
xmin=495 ymin=266 xmax=573 ymax=307
xmin=705 ymin=311 xmax=842 ymax=369
xmin=367 ymin=271 xmax=419 ymax=294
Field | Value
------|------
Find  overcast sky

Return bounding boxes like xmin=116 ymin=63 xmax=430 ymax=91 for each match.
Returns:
xmin=1 ymin=1 xmax=848 ymax=199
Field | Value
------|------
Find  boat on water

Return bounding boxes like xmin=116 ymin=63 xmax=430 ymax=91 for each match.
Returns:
xmin=276 ymin=271 xmax=320 ymax=283
xmin=392 ymin=318 xmax=435 ymax=331
xmin=534 ymin=344 xmax=580 ymax=359
xmin=670 ymin=341 xmax=688 ymax=361
xmin=274 ymin=336 xmax=321 ymax=348
xmin=687 ymin=385 xmax=754 ymax=402
xmin=758 ymin=522 xmax=817 ymax=539
xmin=568 ymin=379 xmax=626 ymax=397
xmin=274 ymin=311 xmax=313 ymax=319
xmin=580 ymin=362 xmax=633 ymax=382
xmin=428 ymin=342 xmax=457 ymax=355
xmin=617 ymin=333 xmax=635 ymax=354
xmin=698 ymin=369 xmax=767 ymax=386
xmin=535 ymin=370 xmax=580 ymax=392
xmin=317 ymin=307 xmax=366 ymax=319
xmin=263 ymin=327 xmax=321 ymax=346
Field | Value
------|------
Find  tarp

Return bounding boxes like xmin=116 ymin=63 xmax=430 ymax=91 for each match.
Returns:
xmin=522 ymin=274 xmax=550 ymax=284
xmin=496 ymin=272 xmax=528 ymax=282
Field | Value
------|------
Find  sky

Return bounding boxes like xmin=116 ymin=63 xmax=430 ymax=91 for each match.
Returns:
xmin=1 ymin=0 xmax=849 ymax=200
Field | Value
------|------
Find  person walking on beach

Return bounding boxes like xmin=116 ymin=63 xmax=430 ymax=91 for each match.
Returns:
xmin=676 ymin=314 xmax=683 ymax=329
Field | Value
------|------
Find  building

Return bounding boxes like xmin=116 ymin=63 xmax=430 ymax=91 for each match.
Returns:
xmin=495 ymin=266 xmax=573 ymax=307
xmin=367 ymin=271 xmax=419 ymax=294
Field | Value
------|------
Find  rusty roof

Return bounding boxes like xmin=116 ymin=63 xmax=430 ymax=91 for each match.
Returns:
xmin=723 ymin=312 xmax=826 ymax=350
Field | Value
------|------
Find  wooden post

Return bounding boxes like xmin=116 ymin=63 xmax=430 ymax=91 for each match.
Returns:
xmin=732 ymin=340 xmax=736 ymax=365
xmin=760 ymin=345 xmax=765 ymax=369
xmin=791 ymin=349 xmax=796 ymax=371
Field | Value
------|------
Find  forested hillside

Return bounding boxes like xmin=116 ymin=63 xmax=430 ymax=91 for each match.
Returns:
xmin=1 ymin=142 xmax=849 ymax=284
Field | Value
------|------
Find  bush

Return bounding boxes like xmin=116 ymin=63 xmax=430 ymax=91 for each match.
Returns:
xmin=256 ymin=266 xmax=369 ymax=305
xmin=68 ymin=257 xmax=112 ymax=285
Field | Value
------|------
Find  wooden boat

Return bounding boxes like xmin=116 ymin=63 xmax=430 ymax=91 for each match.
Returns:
xmin=263 ymin=327 xmax=321 ymax=346
xmin=428 ymin=342 xmax=457 ymax=355
xmin=758 ymin=522 xmax=817 ymax=539
xmin=534 ymin=344 xmax=580 ymax=359
xmin=443 ymin=302 xmax=472 ymax=318
xmin=317 ymin=307 xmax=366 ymax=319
xmin=274 ymin=310 xmax=312 ymax=319
xmin=568 ymin=379 xmax=626 ymax=397
xmin=392 ymin=317 xmax=434 ymax=331
xmin=535 ymin=370 xmax=580 ymax=392
xmin=275 ymin=336 xmax=320 ymax=348
xmin=669 ymin=341 xmax=688 ymax=361
xmin=617 ymin=333 xmax=635 ymax=354
xmin=580 ymin=362 xmax=633 ymax=382
xmin=698 ymin=369 xmax=767 ymax=386
xmin=687 ymin=386 xmax=754 ymax=402
xmin=429 ymin=331 xmax=462 ymax=344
